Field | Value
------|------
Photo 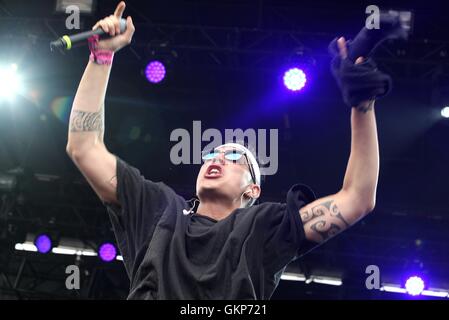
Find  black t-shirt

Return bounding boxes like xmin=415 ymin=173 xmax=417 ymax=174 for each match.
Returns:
xmin=105 ymin=157 xmax=318 ymax=300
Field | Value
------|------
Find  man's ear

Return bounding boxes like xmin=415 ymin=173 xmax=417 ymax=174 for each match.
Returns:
xmin=248 ymin=184 xmax=261 ymax=199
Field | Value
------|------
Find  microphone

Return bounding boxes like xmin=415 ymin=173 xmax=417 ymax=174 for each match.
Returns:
xmin=50 ymin=18 xmax=127 ymax=51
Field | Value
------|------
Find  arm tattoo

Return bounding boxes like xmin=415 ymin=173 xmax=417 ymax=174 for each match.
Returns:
xmin=310 ymin=221 xmax=342 ymax=241
xmin=300 ymin=200 xmax=350 ymax=241
xmin=69 ymin=108 xmax=104 ymax=133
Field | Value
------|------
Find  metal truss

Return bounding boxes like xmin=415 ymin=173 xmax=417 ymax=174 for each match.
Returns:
xmin=0 ymin=250 xmax=128 ymax=299
xmin=0 ymin=16 xmax=449 ymax=80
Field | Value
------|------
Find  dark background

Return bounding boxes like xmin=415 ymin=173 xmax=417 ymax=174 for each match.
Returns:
xmin=0 ymin=0 xmax=448 ymax=299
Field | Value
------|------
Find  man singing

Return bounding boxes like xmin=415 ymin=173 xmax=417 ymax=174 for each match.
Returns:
xmin=67 ymin=2 xmax=389 ymax=299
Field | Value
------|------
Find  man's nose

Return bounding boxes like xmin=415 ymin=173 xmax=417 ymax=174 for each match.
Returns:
xmin=212 ymin=153 xmax=225 ymax=164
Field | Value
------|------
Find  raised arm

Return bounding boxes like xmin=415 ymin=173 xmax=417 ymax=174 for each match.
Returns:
xmin=300 ymin=38 xmax=380 ymax=243
xmin=66 ymin=1 xmax=135 ymax=204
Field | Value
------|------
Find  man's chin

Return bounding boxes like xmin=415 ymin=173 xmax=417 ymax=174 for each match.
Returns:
xmin=200 ymin=174 xmax=224 ymax=183
xmin=198 ymin=180 xmax=221 ymax=191
xmin=197 ymin=180 xmax=225 ymax=196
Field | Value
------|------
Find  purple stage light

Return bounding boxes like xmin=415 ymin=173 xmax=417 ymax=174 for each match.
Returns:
xmin=98 ymin=243 xmax=117 ymax=262
xmin=145 ymin=60 xmax=166 ymax=83
xmin=405 ymin=276 xmax=425 ymax=296
xmin=34 ymin=234 xmax=52 ymax=254
xmin=283 ymin=68 xmax=307 ymax=91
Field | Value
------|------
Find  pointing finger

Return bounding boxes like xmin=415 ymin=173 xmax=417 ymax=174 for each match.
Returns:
xmin=114 ymin=1 xmax=126 ymax=18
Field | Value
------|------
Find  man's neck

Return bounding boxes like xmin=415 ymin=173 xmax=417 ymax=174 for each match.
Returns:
xmin=196 ymin=200 xmax=241 ymax=221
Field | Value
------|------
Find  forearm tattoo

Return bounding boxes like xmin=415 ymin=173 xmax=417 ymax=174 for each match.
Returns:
xmin=300 ymin=200 xmax=350 ymax=241
xmin=69 ymin=108 xmax=104 ymax=134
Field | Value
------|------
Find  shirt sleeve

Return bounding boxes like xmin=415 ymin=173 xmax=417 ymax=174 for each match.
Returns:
xmin=103 ymin=157 xmax=168 ymax=278
xmin=263 ymin=184 xmax=319 ymax=275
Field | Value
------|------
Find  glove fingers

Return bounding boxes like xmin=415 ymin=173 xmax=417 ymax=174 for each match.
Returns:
xmin=331 ymin=56 xmax=392 ymax=106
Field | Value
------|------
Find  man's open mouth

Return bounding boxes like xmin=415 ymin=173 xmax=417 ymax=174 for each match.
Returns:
xmin=205 ymin=164 xmax=223 ymax=178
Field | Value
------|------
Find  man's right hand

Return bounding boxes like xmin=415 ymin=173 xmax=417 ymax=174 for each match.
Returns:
xmin=92 ymin=1 xmax=135 ymax=53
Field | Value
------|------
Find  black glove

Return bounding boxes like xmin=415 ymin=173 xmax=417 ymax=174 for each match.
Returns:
xmin=330 ymin=55 xmax=392 ymax=107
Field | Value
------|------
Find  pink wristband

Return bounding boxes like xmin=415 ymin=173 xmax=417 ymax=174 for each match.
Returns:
xmin=88 ymin=35 xmax=114 ymax=65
